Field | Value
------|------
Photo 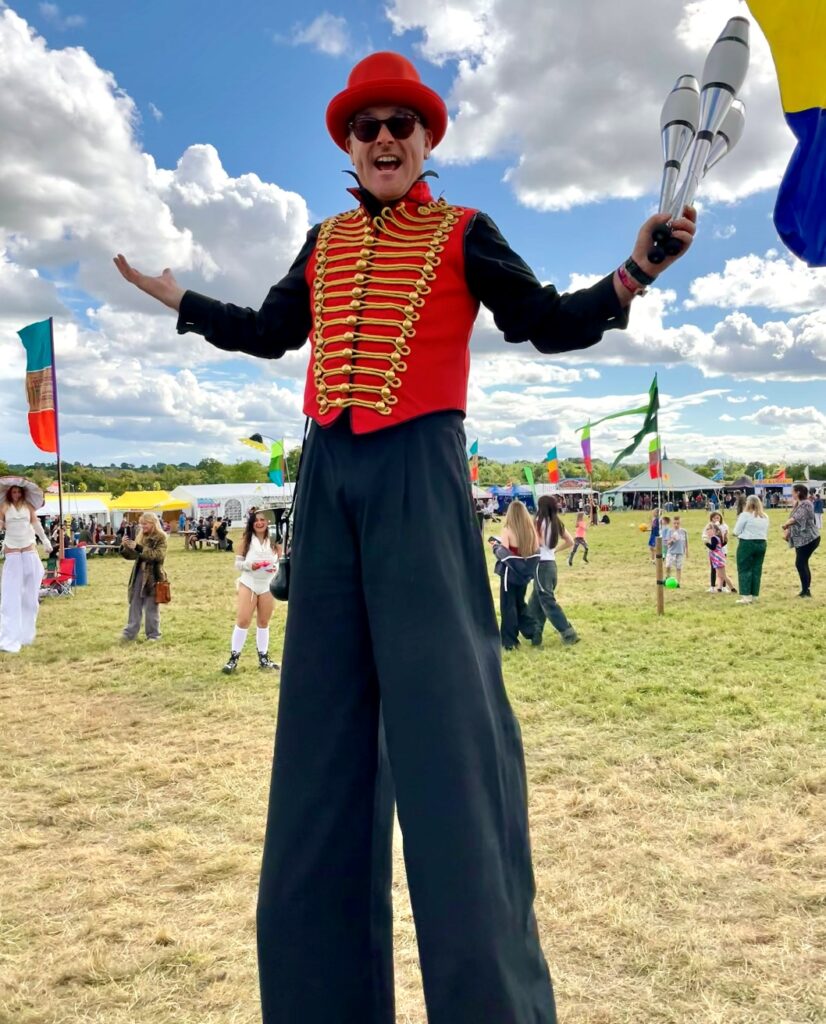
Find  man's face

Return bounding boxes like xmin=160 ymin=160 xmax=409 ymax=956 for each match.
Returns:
xmin=346 ymin=105 xmax=432 ymax=203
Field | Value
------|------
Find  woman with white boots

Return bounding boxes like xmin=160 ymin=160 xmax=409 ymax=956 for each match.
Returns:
xmin=0 ymin=478 xmax=52 ymax=654
xmin=223 ymin=510 xmax=280 ymax=673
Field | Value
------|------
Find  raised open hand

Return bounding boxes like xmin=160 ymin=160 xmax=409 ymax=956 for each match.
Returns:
xmin=113 ymin=254 xmax=185 ymax=312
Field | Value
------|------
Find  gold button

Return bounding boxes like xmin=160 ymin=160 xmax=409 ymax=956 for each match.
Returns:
xmin=404 ymin=305 xmax=414 ymax=315
xmin=344 ymin=331 xmax=355 ymax=341
xmin=409 ymin=291 xmax=418 ymax=301
xmin=402 ymin=319 xmax=412 ymax=330
xmin=342 ymin=364 xmax=352 ymax=373
xmin=357 ymin=260 xmax=368 ymax=270
xmin=346 ymin=315 xmax=357 ymax=325
xmin=350 ymin=300 xmax=361 ymax=310
xmin=376 ymin=401 xmax=386 ymax=411
xmin=426 ymin=250 xmax=435 ymax=260
xmin=391 ymin=353 xmax=401 ymax=364
xmin=355 ymin=273 xmax=365 ymax=284
xmin=343 ymin=348 xmax=352 ymax=357
xmin=382 ymin=387 xmax=391 ymax=398
xmin=341 ymin=383 xmax=351 ymax=393
xmin=423 ymin=263 xmax=432 ymax=273
xmin=385 ymin=370 xmax=395 ymax=380
xmin=416 ymin=281 xmax=426 ymax=292
xmin=360 ymin=248 xmax=371 ymax=258
xmin=335 ymin=398 xmax=343 ymax=407
xmin=352 ymin=287 xmax=363 ymax=298
xmin=363 ymin=234 xmax=374 ymax=244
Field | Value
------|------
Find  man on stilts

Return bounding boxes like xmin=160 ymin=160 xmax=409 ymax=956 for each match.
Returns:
xmin=115 ymin=50 xmax=694 ymax=1023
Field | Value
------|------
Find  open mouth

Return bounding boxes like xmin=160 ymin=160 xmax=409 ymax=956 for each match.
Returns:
xmin=374 ymin=155 xmax=402 ymax=172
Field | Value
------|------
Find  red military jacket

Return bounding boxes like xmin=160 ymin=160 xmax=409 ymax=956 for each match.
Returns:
xmin=304 ymin=180 xmax=478 ymax=433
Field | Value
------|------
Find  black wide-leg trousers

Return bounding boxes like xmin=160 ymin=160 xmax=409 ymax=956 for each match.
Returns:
xmin=256 ymin=412 xmax=556 ymax=1024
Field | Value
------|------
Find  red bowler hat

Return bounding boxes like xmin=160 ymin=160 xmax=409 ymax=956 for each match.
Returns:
xmin=326 ymin=51 xmax=448 ymax=152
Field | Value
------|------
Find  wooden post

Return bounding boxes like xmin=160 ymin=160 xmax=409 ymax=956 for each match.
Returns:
xmin=48 ymin=317 xmax=65 ymax=560
xmin=655 ymin=535 xmax=665 ymax=615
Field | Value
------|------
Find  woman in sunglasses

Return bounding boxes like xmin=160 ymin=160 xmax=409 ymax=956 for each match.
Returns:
xmin=115 ymin=49 xmax=695 ymax=1024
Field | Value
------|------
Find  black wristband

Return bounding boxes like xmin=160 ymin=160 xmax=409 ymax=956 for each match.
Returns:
xmin=624 ymin=257 xmax=656 ymax=287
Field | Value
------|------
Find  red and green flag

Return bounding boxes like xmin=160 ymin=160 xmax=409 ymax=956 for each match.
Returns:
xmin=468 ymin=438 xmax=479 ymax=482
xmin=581 ymin=422 xmax=593 ymax=475
xmin=546 ymin=446 xmax=559 ymax=483
xmin=268 ymin=440 xmax=285 ymax=486
xmin=648 ymin=436 xmax=662 ymax=479
xmin=17 ymin=318 xmax=58 ymax=453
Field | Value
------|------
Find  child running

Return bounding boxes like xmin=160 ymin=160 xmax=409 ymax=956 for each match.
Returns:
xmin=568 ymin=512 xmax=590 ymax=565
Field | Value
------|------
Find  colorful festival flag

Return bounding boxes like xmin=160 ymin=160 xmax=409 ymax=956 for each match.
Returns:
xmin=711 ymin=470 xmax=724 ymax=482
xmin=768 ymin=466 xmax=788 ymax=483
xmin=581 ymin=422 xmax=593 ymax=475
xmin=648 ymin=437 xmax=662 ymax=480
xmin=546 ymin=446 xmax=559 ymax=484
xmin=17 ymin=319 xmax=58 ymax=453
xmin=610 ymin=375 xmax=659 ymax=468
xmin=748 ymin=1 xmax=826 ymax=266
xmin=468 ymin=438 xmax=479 ymax=482
xmin=268 ymin=440 xmax=285 ymax=486
xmin=754 ymin=469 xmax=765 ymax=481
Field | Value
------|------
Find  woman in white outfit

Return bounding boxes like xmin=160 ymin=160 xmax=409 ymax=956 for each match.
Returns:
xmin=0 ymin=480 xmax=52 ymax=654
xmin=223 ymin=510 xmax=281 ymax=673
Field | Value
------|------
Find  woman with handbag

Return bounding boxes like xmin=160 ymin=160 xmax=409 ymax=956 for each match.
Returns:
xmin=223 ymin=511 xmax=280 ymax=673
xmin=120 ymin=512 xmax=168 ymax=641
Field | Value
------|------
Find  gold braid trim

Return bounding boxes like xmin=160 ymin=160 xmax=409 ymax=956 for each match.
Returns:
xmin=312 ymin=200 xmax=463 ymax=416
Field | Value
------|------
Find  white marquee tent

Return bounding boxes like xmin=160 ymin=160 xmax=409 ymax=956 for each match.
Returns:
xmin=170 ymin=483 xmax=295 ymax=525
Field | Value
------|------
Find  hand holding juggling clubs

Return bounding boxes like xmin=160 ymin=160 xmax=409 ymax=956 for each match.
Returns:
xmin=649 ymin=17 xmax=750 ymax=265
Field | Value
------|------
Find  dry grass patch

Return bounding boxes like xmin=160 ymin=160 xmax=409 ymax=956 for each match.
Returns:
xmin=1 ymin=511 xmax=824 ymax=1023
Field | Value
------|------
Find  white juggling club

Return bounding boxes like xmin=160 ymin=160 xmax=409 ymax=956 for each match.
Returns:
xmin=658 ymin=75 xmax=700 ymax=215
xmin=704 ymin=99 xmax=746 ymax=174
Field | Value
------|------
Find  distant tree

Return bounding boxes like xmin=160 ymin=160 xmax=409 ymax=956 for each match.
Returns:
xmin=285 ymin=446 xmax=301 ymax=481
xmin=197 ymin=458 xmax=224 ymax=484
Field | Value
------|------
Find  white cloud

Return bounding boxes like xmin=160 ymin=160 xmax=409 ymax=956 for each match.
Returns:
xmin=148 ymin=102 xmax=163 ymax=122
xmin=752 ymin=393 xmax=768 ymax=401
xmin=726 ymin=396 xmax=748 ymax=404
xmin=713 ymin=225 xmax=736 ymax=240
xmin=39 ymin=3 xmax=84 ymax=30
xmin=719 ymin=413 xmax=736 ymax=422
xmin=387 ymin=0 xmax=792 ymax=211
xmin=687 ymin=252 xmax=826 ymax=314
xmin=286 ymin=13 xmax=353 ymax=57
xmin=740 ymin=405 xmax=826 ymax=427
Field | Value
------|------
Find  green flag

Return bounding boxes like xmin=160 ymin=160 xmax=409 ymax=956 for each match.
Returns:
xmin=523 ymin=465 xmax=538 ymax=504
xmin=611 ymin=375 xmax=659 ymax=468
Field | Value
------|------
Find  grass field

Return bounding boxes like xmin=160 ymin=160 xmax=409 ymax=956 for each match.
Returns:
xmin=1 ymin=510 xmax=824 ymax=1024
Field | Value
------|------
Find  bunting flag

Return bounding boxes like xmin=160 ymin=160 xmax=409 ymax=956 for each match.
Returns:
xmin=768 ymin=466 xmax=788 ymax=483
xmin=523 ymin=465 xmax=538 ymax=504
xmin=468 ymin=438 xmax=479 ymax=482
xmin=803 ymin=465 xmax=810 ymax=480
xmin=748 ymin=1 xmax=826 ymax=266
xmin=545 ymin=446 xmax=560 ymax=483
xmin=754 ymin=469 xmax=765 ymax=481
xmin=581 ymin=422 xmax=593 ymax=475
xmin=17 ymin=319 xmax=58 ymax=453
xmin=711 ymin=470 xmax=724 ymax=482
xmin=648 ymin=437 xmax=662 ymax=480
xmin=268 ymin=440 xmax=285 ymax=486
xmin=610 ymin=374 xmax=659 ymax=468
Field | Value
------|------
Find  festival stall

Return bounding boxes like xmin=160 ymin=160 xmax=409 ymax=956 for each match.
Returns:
xmin=36 ymin=492 xmax=112 ymax=524
xmin=170 ymin=483 xmax=296 ymax=526
xmin=108 ymin=491 xmax=189 ymax=530
xmin=603 ymin=459 xmax=724 ymax=509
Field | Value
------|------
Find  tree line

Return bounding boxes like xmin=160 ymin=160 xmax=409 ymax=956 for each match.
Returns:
xmin=4 ymin=452 xmax=821 ymax=499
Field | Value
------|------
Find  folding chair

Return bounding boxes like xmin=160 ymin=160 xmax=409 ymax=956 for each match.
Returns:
xmin=40 ymin=556 xmax=76 ymax=598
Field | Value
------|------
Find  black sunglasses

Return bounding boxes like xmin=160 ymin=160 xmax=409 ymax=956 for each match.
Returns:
xmin=348 ymin=112 xmax=422 ymax=143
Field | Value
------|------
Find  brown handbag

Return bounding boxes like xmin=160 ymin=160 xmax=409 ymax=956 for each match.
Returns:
xmin=154 ymin=576 xmax=171 ymax=604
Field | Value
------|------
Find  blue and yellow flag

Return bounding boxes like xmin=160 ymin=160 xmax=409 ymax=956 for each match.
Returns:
xmin=748 ymin=1 xmax=826 ymax=266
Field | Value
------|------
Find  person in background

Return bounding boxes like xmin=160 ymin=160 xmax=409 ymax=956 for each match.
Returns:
xmin=665 ymin=514 xmax=688 ymax=587
xmin=490 ymin=500 xmax=540 ymax=651
xmin=812 ymin=489 xmax=823 ymax=529
xmin=568 ymin=511 xmax=589 ymax=565
xmin=120 ymin=511 xmax=167 ymax=641
xmin=178 ymin=509 xmax=186 ymax=533
xmin=528 ymin=495 xmax=578 ymax=646
xmin=781 ymin=484 xmax=820 ymax=598
xmin=733 ymin=495 xmax=770 ymax=605
xmin=648 ymin=507 xmax=661 ymax=564
xmin=660 ymin=515 xmax=672 ymax=548
xmin=223 ymin=511 xmax=280 ymax=673
xmin=0 ymin=482 xmax=53 ymax=654
xmin=215 ymin=516 xmax=230 ymax=551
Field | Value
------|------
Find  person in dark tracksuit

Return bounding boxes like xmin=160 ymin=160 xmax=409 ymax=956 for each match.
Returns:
xmin=115 ymin=48 xmax=696 ymax=1024
xmin=491 ymin=499 xmax=541 ymax=650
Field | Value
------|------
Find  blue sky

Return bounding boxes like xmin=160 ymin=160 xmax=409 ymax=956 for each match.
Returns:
xmin=1 ymin=0 xmax=825 ymax=468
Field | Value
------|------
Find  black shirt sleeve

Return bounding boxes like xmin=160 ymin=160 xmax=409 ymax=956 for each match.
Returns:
xmin=464 ymin=212 xmax=629 ymax=355
xmin=175 ymin=224 xmax=322 ymax=359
